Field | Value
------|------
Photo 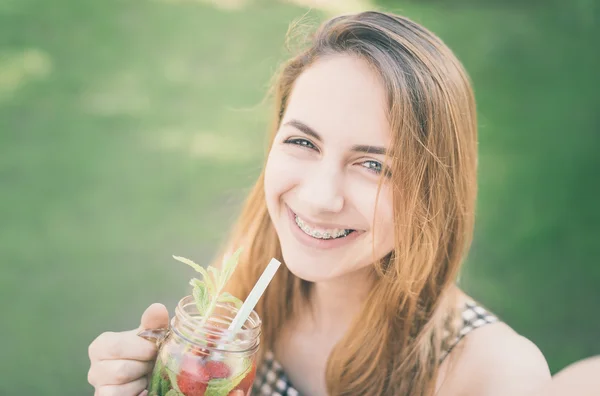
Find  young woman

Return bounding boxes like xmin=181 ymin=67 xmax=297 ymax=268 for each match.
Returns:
xmin=87 ymin=11 xmax=551 ymax=396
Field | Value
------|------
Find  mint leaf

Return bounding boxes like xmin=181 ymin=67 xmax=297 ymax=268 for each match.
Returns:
xmin=205 ymin=358 xmax=252 ymax=396
xmin=220 ymin=249 xmax=243 ymax=286
xmin=165 ymin=390 xmax=184 ymax=396
xmin=160 ymin=373 xmax=171 ymax=395
xmin=190 ymin=273 xmax=215 ymax=297
xmin=150 ymin=371 xmax=162 ymax=393
xmin=149 ymin=358 xmax=165 ymax=393
xmin=205 ymin=378 xmax=235 ymax=396
xmin=165 ymin=367 xmax=182 ymax=394
xmin=172 ymin=255 xmax=206 ymax=274
xmin=208 ymin=266 xmax=221 ymax=289
xmin=173 ymin=247 xmax=243 ymax=323
xmin=217 ymin=292 xmax=243 ymax=309
xmin=190 ymin=278 xmax=211 ymax=314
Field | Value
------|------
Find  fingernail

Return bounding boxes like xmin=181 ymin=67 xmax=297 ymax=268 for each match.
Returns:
xmin=138 ymin=390 xmax=148 ymax=396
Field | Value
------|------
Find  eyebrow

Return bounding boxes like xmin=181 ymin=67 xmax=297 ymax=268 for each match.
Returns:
xmin=283 ymin=119 xmax=388 ymax=156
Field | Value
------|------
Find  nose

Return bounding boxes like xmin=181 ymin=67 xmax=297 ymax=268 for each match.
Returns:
xmin=296 ymin=161 xmax=344 ymax=214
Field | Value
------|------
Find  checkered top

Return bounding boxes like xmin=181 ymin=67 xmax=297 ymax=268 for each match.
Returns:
xmin=252 ymin=301 xmax=498 ymax=396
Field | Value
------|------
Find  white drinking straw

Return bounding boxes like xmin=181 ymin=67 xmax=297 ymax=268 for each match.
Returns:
xmin=228 ymin=258 xmax=281 ymax=334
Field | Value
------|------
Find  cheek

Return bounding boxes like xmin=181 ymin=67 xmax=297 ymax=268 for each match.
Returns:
xmin=352 ymin=178 xmax=393 ymax=217
xmin=373 ymin=190 xmax=395 ymax=250
xmin=264 ymin=149 xmax=301 ymax=205
xmin=353 ymin=183 xmax=394 ymax=244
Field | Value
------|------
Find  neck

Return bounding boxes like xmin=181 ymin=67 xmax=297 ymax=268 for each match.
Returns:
xmin=308 ymin=266 xmax=375 ymax=333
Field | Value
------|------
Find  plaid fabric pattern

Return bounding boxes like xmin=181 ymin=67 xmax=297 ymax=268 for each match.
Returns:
xmin=252 ymin=301 xmax=497 ymax=395
xmin=252 ymin=350 xmax=299 ymax=396
xmin=439 ymin=301 xmax=498 ymax=362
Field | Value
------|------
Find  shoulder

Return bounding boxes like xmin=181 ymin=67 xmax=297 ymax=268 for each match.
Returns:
xmin=438 ymin=320 xmax=551 ymax=396
xmin=532 ymin=356 xmax=600 ymax=396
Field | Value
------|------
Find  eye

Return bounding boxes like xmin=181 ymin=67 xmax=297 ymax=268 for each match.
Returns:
xmin=362 ymin=160 xmax=383 ymax=174
xmin=361 ymin=160 xmax=391 ymax=177
xmin=284 ymin=138 xmax=318 ymax=150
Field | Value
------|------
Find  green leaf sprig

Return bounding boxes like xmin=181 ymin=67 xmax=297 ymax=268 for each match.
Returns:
xmin=205 ymin=358 xmax=252 ymax=396
xmin=172 ymin=248 xmax=244 ymax=325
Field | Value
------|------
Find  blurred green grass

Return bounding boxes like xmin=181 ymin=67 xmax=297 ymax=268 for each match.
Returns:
xmin=0 ymin=0 xmax=598 ymax=394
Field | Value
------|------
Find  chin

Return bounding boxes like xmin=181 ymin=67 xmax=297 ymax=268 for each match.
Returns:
xmin=280 ymin=252 xmax=334 ymax=283
xmin=278 ymin=243 xmax=366 ymax=283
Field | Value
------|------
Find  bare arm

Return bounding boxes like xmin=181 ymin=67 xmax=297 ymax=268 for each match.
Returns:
xmin=529 ymin=356 xmax=600 ymax=396
xmin=436 ymin=322 xmax=551 ymax=396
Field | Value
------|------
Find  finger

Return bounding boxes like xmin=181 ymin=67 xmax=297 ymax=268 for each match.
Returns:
xmin=88 ymin=359 xmax=154 ymax=386
xmin=90 ymin=330 xmax=158 ymax=361
xmin=94 ymin=377 xmax=147 ymax=396
xmin=139 ymin=303 xmax=169 ymax=330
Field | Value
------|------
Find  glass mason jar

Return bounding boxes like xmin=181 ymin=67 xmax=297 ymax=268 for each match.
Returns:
xmin=139 ymin=295 xmax=261 ymax=396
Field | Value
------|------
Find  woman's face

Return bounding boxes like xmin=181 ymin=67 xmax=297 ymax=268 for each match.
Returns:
xmin=264 ymin=54 xmax=395 ymax=282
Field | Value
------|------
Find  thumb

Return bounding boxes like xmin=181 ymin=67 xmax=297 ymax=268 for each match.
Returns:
xmin=139 ymin=303 xmax=170 ymax=331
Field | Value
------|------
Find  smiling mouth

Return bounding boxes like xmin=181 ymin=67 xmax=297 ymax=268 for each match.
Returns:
xmin=294 ymin=214 xmax=355 ymax=240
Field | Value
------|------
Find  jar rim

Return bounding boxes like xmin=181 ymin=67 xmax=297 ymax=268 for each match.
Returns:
xmin=173 ymin=295 xmax=261 ymax=353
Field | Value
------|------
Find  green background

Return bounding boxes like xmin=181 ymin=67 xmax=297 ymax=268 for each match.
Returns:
xmin=1 ymin=0 xmax=598 ymax=394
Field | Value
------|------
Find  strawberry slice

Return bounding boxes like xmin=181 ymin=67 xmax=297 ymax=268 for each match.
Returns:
xmin=177 ymin=374 xmax=208 ymax=396
xmin=205 ymin=360 xmax=231 ymax=379
xmin=177 ymin=355 xmax=210 ymax=396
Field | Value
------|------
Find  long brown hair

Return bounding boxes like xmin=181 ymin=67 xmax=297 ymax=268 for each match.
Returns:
xmin=217 ymin=11 xmax=478 ymax=395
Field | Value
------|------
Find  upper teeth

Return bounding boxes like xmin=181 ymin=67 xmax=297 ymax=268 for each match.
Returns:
xmin=294 ymin=215 xmax=351 ymax=239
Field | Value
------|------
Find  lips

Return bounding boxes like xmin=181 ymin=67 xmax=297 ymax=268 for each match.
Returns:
xmin=293 ymin=214 xmax=354 ymax=240
xmin=285 ymin=204 xmax=364 ymax=247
